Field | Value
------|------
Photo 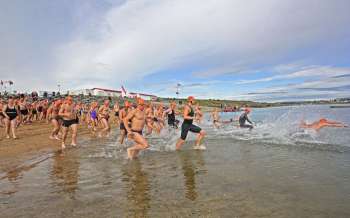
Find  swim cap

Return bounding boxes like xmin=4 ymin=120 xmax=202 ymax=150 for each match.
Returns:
xmin=124 ymin=101 xmax=130 ymax=107
xmin=245 ymin=107 xmax=252 ymax=113
xmin=187 ymin=96 xmax=195 ymax=101
xmin=319 ymin=118 xmax=327 ymax=123
xmin=137 ymin=98 xmax=145 ymax=105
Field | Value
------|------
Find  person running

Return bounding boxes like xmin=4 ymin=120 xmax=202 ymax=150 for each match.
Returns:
xmin=18 ymin=95 xmax=29 ymax=124
xmin=59 ymin=96 xmax=78 ymax=149
xmin=113 ymin=101 xmax=120 ymax=125
xmin=239 ymin=108 xmax=253 ymax=129
xmin=211 ymin=108 xmax=221 ymax=128
xmin=164 ymin=101 xmax=179 ymax=128
xmin=176 ymin=96 xmax=206 ymax=150
xmin=145 ymin=102 xmax=157 ymax=135
xmin=123 ymin=98 xmax=149 ymax=159
xmin=89 ymin=102 xmax=99 ymax=134
xmin=195 ymin=103 xmax=203 ymax=124
xmin=300 ymin=118 xmax=348 ymax=131
xmin=118 ymin=100 xmax=131 ymax=145
xmin=3 ymin=97 xmax=21 ymax=139
xmin=48 ymin=100 xmax=62 ymax=140
xmin=98 ymin=100 xmax=111 ymax=137
xmin=154 ymin=103 xmax=165 ymax=132
xmin=31 ymin=101 xmax=38 ymax=121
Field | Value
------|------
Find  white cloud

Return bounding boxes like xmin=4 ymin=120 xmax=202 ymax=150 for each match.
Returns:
xmin=236 ymin=66 xmax=350 ymax=84
xmin=1 ymin=0 xmax=349 ymax=98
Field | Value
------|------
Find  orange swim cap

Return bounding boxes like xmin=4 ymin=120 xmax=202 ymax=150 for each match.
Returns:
xmin=319 ymin=118 xmax=327 ymax=123
xmin=187 ymin=96 xmax=195 ymax=101
xmin=245 ymin=107 xmax=252 ymax=113
xmin=137 ymin=98 xmax=145 ymax=105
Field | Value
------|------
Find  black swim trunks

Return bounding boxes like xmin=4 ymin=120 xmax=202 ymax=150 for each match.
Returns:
xmin=20 ymin=109 xmax=28 ymax=116
xmin=62 ymin=119 xmax=78 ymax=127
xmin=115 ymin=111 xmax=119 ymax=116
xmin=180 ymin=122 xmax=201 ymax=140
xmin=120 ymin=123 xmax=126 ymax=131
xmin=131 ymin=129 xmax=143 ymax=136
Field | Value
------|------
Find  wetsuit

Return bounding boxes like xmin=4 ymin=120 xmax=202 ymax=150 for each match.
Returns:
xmin=167 ymin=109 xmax=179 ymax=128
xmin=180 ymin=106 xmax=201 ymax=140
xmin=5 ymin=105 xmax=18 ymax=121
xmin=239 ymin=113 xmax=253 ymax=129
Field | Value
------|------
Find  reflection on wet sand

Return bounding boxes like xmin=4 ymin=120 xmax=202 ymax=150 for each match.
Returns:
xmin=121 ymin=160 xmax=150 ymax=217
xmin=1 ymin=155 xmax=51 ymax=195
xmin=50 ymin=150 xmax=80 ymax=198
xmin=178 ymin=151 xmax=206 ymax=201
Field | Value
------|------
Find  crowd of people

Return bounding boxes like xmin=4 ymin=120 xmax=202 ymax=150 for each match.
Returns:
xmin=2 ymin=93 xmax=346 ymax=160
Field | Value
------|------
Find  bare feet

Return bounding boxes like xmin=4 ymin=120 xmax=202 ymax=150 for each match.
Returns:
xmin=193 ymin=145 xmax=206 ymax=150
xmin=127 ymin=148 xmax=133 ymax=160
xmin=61 ymin=143 xmax=66 ymax=150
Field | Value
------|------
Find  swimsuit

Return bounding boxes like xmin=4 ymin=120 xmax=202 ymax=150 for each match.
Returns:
xmin=131 ymin=129 xmax=143 ymax=136
xmin=90 ymin=110 xmax=97 ymax=120
xmin=180 ymin=106 xmax=201 ymax=140
xmin=20 ymin=109 xmax=28 ymax=116
xmin=62 ymin=118 xmax=78 ymax=127
xmin=5 ymin=106 xmax=18 ymax=121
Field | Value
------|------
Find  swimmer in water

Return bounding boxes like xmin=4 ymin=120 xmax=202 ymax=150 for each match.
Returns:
xmin=59 ymin=96 xmax=79 ymax=149
xmin=239 ymin=108 xmax=253 ymax=130
xmin=123 ymin=98 xmax=149 ymax=160
xmin=194 ymin=103 xmax=203 ymax=124
xmin=176 ymin=96 xmax=206 ymax=150
xmin=300 ymin=118 xmax=348 ymax=131
xmin=98 ymin=100 xmax=111 ymax=137
xmin=211 ymin=108 xmax=221 ymax=128
xmin=164 ymin=101 xmax=180 ymax=129
xmin=118 ymin=100 xmax=131 ymax=145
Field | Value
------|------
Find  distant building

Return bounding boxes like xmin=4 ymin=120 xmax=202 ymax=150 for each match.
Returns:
xmin=68 ymin=88 xmax=157 ymax=101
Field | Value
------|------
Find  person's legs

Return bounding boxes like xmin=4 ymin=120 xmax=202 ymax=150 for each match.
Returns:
xmin=119 ymin=129 xmax=126 ymax=144
xmin=10 ymin=119 xmax=17 ymax=139
xmin=195 ymin=130 xmax=206 ymax=146
xmin=100 ymin=118 xmax=110 ymax=137
xmin=4 ymin=118 xmax=10 ymax=138
xmin=61 ymin=126 xmax=68 ymax=149
xmin=71 ymin=124 xmax=78 ymax=146
xmin=127 ymin=133 xmax=149 ymax=159
xmin=50 ymin=119 xmax=60 ymax=139
xmin=176 ymin=124 xmax=189 ymax=150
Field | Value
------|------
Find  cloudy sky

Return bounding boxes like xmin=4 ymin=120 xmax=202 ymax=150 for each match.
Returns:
xmin=1 ymin=0 xmax=349 ymax=102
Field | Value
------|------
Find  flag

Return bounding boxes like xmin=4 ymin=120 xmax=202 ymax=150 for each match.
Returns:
xmin=121 ymin=86 xmax=127 ymax=97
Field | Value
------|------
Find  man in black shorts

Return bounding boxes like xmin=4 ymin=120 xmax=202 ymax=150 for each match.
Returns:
xmin=176 ymin=96 xmax=206 ymax=150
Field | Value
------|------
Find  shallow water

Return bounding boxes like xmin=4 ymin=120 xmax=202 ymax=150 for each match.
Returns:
xmin=1 ymin=105 xmax=350 ymax=217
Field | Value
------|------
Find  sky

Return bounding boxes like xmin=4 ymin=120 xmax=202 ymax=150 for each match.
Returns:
xmin=1 ymin=0 xmax=350 ymax=102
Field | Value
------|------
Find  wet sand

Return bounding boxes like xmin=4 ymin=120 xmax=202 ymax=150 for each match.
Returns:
xmin=0 ymin=122 xmax=101 ymax=174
